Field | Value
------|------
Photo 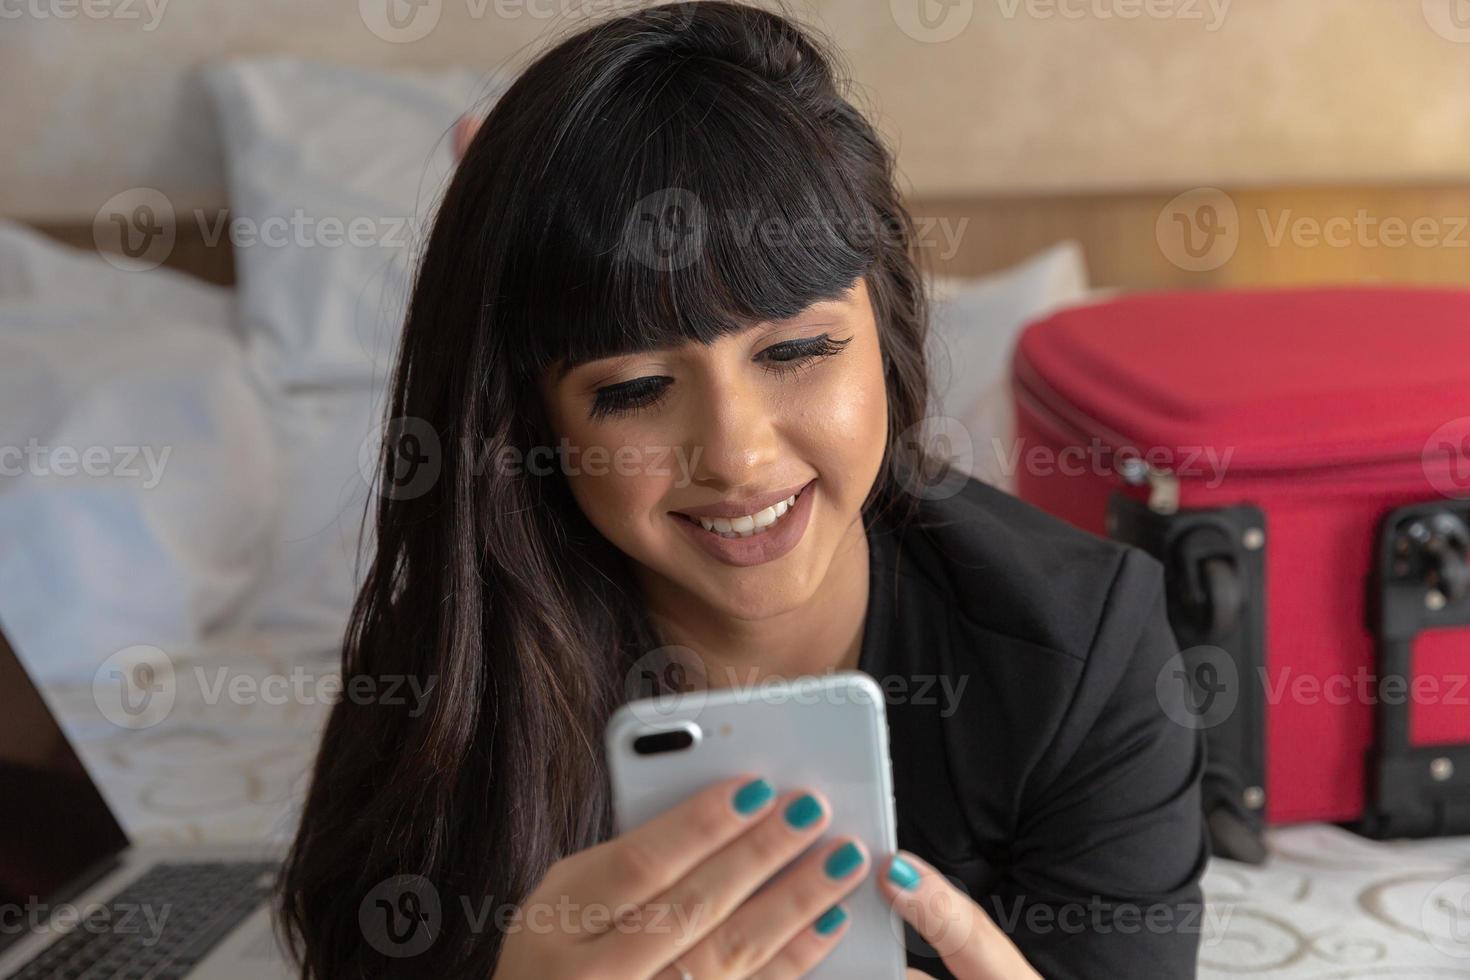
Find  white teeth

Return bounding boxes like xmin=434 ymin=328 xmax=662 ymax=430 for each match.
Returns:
xmin=693 ymin=493 xmax=800 ymax=538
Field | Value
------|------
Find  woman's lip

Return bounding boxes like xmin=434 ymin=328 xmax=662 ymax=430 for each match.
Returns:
xmin=670 ymin=479 xmax=816 ymax=520
xmin=670 ymin=479 xmax=816 ymax=568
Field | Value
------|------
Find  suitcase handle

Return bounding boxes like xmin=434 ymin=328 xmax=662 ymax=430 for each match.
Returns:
xmin=1364 ymin=503 xmax=1470 ymax=839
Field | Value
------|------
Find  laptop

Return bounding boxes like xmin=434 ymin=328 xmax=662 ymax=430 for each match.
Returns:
xmin=0 ymin=625 xmax=296 ymax=979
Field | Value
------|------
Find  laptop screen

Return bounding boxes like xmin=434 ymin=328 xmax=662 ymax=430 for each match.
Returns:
xmin=0 ymin=623 xmax=130 ymax=945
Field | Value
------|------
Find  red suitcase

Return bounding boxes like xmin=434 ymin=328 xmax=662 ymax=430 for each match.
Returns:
xmin=1011 ymin=287 xmax=1470 ymax=859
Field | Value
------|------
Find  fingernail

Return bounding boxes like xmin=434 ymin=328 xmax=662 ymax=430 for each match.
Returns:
xmin=823 ymin=841 xmax=865 ymax=879
xmin=733 ymin=778 xmax=775 ymax=815
xmin=887 ymin=855 xmax=921 ymax=891
xmin=784 ymin=793 xmax=824 ymax=829
xmin=813 ymin=904 xmax=847 ymax=936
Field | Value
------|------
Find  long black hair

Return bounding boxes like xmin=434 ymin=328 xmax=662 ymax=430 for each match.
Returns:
xmin=277 ymin=3 xmax=935 ymax=975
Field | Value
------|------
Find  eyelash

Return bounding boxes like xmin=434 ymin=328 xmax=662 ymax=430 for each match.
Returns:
xmin=589 ymin=334 xmax=853 ymax=421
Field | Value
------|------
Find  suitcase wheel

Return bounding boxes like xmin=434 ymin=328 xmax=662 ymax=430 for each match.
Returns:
xmin=1173 ymin=527 xmax=1244 ymax=642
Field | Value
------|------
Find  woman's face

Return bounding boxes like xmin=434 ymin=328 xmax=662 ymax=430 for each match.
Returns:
xmin=540 ymin=276 xmax=888 ymax=621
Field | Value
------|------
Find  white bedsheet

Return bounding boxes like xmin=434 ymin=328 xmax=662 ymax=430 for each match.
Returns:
xmin=42 ymin=632 xmax=339 ymax=848
xmin=39 ymin=639 xmax=1470 ymax=976
xmin=1200 ymin=828 xmax=1470 ymax=977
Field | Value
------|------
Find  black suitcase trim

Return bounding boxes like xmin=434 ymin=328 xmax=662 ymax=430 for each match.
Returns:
xmin=1363 ymin=501 xmax=1470 ymax=839
xmin=1108 ymin=494 xmax=1270 ymax=864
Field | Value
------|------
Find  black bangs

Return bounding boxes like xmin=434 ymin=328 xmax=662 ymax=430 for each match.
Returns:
xmin=504 ymin=52 xmax=882 ymax=383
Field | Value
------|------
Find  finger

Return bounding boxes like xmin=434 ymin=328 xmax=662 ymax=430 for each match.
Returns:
xmin=602 ymin=791 xmax=836 ymax=976
xmin=668 ymin=835 xmax=870 ymax=979
xmin=554 ymin=775 xmax=778 ymax=915
xmin=879 ymin=852 xmax=1038 ymax=979
xmin=747 ymin=903 xmax=852 ymax=980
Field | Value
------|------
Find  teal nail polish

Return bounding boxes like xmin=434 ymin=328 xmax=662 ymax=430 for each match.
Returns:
xmin=823 ymin=841 xmax=865 ymax=879
xmin=784 ymin=793 xmax=823 ymax=829
xmin=887 ymin=855 xmax=921 ymax=891
xmin=733 ymin=778 xmax=775 ymax=815
xmin=813 ymin=905 xmax=847 ymax=936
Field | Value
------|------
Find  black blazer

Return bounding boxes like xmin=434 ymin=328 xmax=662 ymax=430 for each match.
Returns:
xmin=858 ymin=475 xmax=1209 ymax=980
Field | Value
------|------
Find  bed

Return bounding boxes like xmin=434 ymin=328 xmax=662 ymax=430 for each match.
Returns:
xmin=33 ymin=632 xmax=1470 ymax=979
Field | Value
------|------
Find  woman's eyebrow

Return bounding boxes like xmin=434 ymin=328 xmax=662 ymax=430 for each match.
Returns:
xmin=553 ymin=300 xmax=856 ymax=385
xmin=551 ymin=341 xmax=675 ymax=386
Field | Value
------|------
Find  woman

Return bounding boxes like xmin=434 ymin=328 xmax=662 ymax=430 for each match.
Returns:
xmin=278 ymin=3 xmax=1209 ymax=978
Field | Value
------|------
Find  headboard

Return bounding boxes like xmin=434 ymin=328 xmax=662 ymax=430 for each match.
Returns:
xmin=11 ymin=0 xmax=1470 ymax=273
xmin=32 ymin=183 xmax=1470 ymax=291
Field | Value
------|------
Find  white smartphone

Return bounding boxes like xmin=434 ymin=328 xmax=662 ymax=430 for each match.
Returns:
xmin=604 ymin=670 xmax=906 ymax=980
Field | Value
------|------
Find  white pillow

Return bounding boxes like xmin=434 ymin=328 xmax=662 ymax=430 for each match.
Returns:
xmin=203 ymin=58 xmax=507 ymax=389
xmin=0 ymin=221 xmax=233 ymax=332
xmin=224 ymin=386 xmax=381 ymax=635
xmin=925 ymin=241 xmax=1090 ymax=493
xmin=0 ymin=229 xmax=277 ymax=683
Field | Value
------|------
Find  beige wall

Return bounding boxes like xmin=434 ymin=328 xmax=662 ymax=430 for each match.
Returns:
xmin=5 ymin=0 xmax=1470 ymax=219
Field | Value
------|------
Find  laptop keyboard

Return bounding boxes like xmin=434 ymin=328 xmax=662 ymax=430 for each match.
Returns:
xmin=5 ymin=861 xmax=277 ymax=980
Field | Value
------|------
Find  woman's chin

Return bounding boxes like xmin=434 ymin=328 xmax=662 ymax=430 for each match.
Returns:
xmin=653 ymin=555 xmax=813 ymax=621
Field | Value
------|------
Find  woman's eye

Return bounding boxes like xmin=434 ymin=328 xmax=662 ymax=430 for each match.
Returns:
xmin=586 ymin=335 xmax=850 ymax=420
xmin=590 ymin=376 xmax=671 ymax=420
xmin=759 ymin=333 xmax=853 ymax=375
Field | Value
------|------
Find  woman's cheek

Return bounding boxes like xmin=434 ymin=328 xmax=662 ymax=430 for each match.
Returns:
xmin=794 ymin=355 xmax=888 ymax=498
xmin=562 ymin=426 xmax=678 ymax=541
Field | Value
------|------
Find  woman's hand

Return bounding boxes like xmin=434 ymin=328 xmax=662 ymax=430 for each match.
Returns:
xmin=878 ymin=852 xmax=1041 ymax=980
xmin=492 ymin=774 xmax=872 ymax=979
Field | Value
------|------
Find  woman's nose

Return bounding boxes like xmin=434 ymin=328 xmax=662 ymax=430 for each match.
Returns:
xmin=684 ymin=375 xmax=781 ymax=491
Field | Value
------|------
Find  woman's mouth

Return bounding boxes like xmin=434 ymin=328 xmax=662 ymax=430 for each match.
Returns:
xmin=669 ymin=479 xmax=817 ymax=567
xmin=682 ymin=492 xmax=800 ymax=538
